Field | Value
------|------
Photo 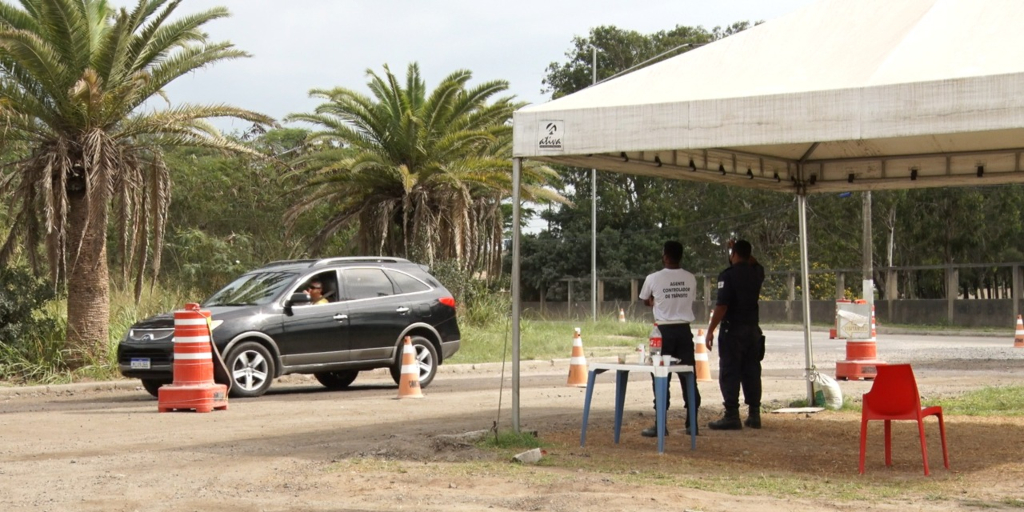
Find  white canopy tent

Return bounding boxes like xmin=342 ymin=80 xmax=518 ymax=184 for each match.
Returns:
xmin=507 ymin=0 xmax=1024 ymax=431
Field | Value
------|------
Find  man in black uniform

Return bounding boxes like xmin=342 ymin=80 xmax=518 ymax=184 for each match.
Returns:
xmin=704 ymin=239 xmax=765 ymax=430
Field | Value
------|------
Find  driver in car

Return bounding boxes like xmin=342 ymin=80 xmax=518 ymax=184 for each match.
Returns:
xmin=306 ymin=281 xmax=328 ymax=305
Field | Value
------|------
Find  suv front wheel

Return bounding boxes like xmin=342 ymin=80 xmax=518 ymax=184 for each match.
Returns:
xmin=389 ymin=335 xmax=438 ymax=388
xmin=141 ymin=378 xmax=172 ymax=398
xmin=226 ymin=342 xmax=275 ymax=398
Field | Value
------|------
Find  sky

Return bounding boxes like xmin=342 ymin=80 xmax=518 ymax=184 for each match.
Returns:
xmin=157 ymin=0 xmax=820 ymax=133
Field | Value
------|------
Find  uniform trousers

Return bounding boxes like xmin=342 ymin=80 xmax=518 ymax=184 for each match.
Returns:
xmin=717 ymin=323 xmax=764 ymax=410
xmin=649 ymin=322 xmax=701 ymax=413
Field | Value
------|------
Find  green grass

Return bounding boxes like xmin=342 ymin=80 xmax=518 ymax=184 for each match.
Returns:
xmin=477 ymin=430 xmax=544 ymax=450
xmin=934 ymin=386 xmax=1024 ymax=416
xmin=785 ymin=386 xmax=1024 ymax=416
xmin=788 ymin=396 xmax=860 ymax=412
xmin=451 ymin=319 xmax=650 ymax=364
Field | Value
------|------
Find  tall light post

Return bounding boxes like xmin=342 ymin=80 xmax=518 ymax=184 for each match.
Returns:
xmin=585 ymin=42 xmax=696 ymax=323
xmin=864 ymin=191 xmax=874 ymax=307
xmin=591 ymin=46 xmax=598 ymax=322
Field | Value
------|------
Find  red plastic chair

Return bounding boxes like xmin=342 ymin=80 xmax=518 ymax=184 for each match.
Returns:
xmin=859 ymin=364 xmax=949 ymax=476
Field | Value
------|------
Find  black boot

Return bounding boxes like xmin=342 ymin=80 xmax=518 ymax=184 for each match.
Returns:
xmin=641 ymin=422 xmax=668 ymax=438
xmin=744 ymin=405 xmax=761 ymax=429
xmin=684 ymin=410 xmax=699 ymax=436
xmin=708 ymin=407 xmax=743 ymax=430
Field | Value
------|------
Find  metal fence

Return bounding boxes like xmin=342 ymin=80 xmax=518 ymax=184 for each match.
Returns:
xmin=522 ymin=263 xmax=1024 ymax=328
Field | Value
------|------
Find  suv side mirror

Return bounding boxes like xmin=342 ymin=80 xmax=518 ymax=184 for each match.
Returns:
xmin=284 ymin=292 xmax=311 ymax=315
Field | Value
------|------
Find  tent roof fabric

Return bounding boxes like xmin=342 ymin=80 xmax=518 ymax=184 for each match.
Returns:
xmin=512 ymin=0 xmax=1024 ymax=194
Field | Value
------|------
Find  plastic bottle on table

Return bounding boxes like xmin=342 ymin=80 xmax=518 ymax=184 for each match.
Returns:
xmin=648 ymin=322 xmax=662 ymax=365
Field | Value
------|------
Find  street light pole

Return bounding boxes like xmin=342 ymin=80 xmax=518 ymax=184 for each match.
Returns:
xmin=591 ymin=46 xmax=598 ymax=322
xmin=863 ymin=191 xmax=874 ymax=308
xmin=585 ymin=41 xmax=694 ymax=323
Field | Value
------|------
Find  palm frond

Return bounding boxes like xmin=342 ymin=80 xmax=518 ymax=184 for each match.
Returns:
xmin=285 ymin=62 xmax=563 ymax=271
xmin=0 ymin=0 xmax=272 ymax=361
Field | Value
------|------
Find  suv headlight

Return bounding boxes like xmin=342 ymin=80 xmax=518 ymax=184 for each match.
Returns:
xmin=128 ymin=328 xmax=174 ymax=342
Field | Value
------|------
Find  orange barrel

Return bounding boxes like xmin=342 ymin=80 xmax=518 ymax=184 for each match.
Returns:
xmin=158 ymin=303 xmax=229 ymax=413
xmin=170 ymin=307 xmax=215 ymax=385
xmin=836 ymin=300 xmax=886 ymax=381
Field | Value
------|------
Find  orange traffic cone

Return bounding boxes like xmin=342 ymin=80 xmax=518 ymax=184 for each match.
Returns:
xmin=158 ymin=303 xmax=228 ymax=413
xmin=693 ymin=328 xmax=712 ymax=382
xmin=396 ymin=336 xmax=424 ymax=399
xmin=618 ymin=308 xmax=626 ymax=323
xmin=871 ymin=305 xmax=877 ymax=341
xmin=1014 ymin=315 xmax=1024 ymax=348
xmin=567 ymin=327 xmax=588 ymax=387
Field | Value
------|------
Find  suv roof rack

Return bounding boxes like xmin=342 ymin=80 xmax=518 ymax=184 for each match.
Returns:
xmin=261 ymin=259 xmax=317 ymax=268
xmin=312 ymin=256 xmax=411 ymax=267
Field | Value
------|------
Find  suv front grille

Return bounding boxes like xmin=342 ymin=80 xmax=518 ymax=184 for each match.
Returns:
xmin=118 ymin=347 xmax=173 ymax=367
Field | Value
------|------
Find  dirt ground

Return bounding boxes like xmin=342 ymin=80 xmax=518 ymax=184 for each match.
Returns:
xmin=1 ymin=331 xmax=1023 ymax=512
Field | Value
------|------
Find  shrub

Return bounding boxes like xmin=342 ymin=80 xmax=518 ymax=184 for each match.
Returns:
xmin=162 ymin=227 xmax=253 ymax=297
xmin=0 ymin=267 xmax=60 ymax=347
xmin=430 ymin=259 xmax=511 ymax=328
xmin=0 ymin=266 xmax=67 ymax=382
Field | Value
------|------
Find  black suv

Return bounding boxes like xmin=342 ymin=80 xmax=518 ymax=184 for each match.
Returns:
xmin=117 ymin=257 xmax=461 ymax=397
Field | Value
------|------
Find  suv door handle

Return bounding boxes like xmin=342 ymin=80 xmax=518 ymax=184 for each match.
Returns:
xmin=395 ymin=306 xmax=410 ymax=313
xmin=333 ymin=314 xmax=349 ymax=321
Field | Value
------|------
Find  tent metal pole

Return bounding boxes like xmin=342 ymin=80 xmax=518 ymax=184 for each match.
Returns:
xmin=511 ymin=157 xmax=523 ymax=433
xmin=797 ymin=193 xmax=815 ymax=404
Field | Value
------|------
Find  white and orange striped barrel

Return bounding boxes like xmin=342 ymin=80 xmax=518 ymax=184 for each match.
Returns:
xmin=171 ymin=303 xmax=214 ymax=386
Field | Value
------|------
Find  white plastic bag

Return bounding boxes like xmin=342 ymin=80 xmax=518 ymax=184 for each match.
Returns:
xmin=809 ymin=371 xmax=844 ymax=409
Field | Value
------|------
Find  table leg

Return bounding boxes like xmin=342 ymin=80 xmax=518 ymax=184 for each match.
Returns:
xmin=580 ymin=370 xmax=599 ymax=447
xmin=613 ymin=370 xmax=629 ymax=444
xmin=685 ymin=371 xmax=697 ymax=451
xmin=655 ymin=375 xmax=668 ymax=454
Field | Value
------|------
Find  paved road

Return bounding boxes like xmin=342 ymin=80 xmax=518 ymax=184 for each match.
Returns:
xmin=761 ymin=329 xmax=1022 ymax=369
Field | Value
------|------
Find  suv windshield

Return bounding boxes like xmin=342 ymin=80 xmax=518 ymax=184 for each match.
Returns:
xmin=204 ymin=271 xmax=297 ymax=307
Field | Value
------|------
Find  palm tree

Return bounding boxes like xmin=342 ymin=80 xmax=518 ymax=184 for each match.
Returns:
xmin=0 ymin=0 xmax=274 ymax=367
xmin=284 ymin=63 xmax=564 ymax=275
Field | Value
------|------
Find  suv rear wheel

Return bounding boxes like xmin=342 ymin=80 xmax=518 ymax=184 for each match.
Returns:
xmin=226 ymin=342 xmax=275 ymax=398
xmin=314 ymin=370 xmax=359 ymax=390
xmin=389 ymin=335 xmax=438 ymax=388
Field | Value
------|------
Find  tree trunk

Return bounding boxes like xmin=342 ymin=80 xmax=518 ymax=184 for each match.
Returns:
xmin=66 ymin=188 xmax=110 ymax=368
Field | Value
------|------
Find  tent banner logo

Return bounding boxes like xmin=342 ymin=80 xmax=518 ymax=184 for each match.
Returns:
xmin=538 ymin=121 xmax=564 ymax=151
